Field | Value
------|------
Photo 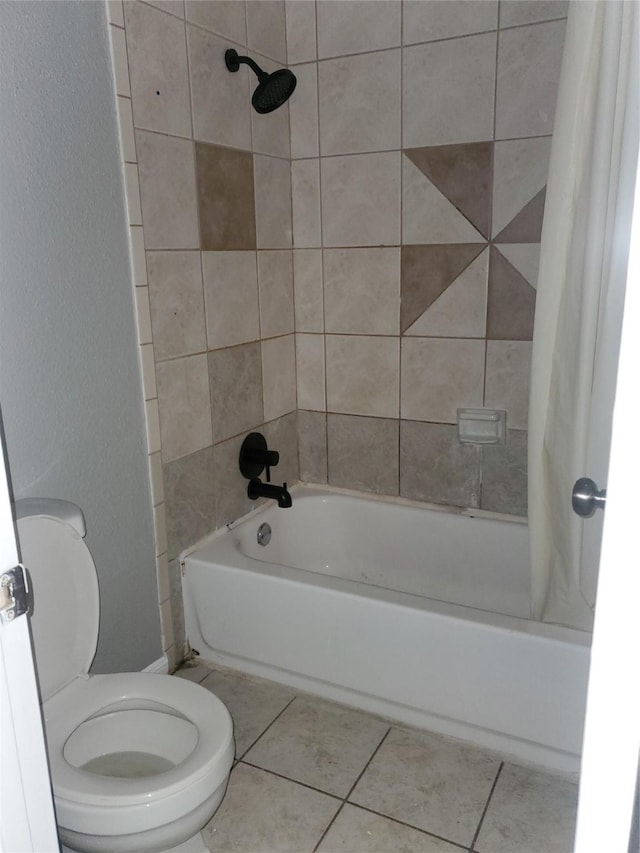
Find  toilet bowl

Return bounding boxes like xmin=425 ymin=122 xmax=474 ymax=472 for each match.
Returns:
xmin=16 ymin=499 xmax=234 ymax=853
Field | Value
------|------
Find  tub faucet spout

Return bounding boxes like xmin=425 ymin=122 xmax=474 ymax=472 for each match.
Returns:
xmin=247 ymin=478 xmax=292 ymax=508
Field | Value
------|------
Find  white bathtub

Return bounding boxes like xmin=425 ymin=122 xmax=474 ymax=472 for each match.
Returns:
xmin=182 ymin=486 xmax=590 ymax=776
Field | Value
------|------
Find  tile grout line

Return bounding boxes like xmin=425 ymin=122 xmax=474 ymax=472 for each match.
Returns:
xmin=239 ymin=758 xmax=343 ymax=802
xmin=312 ymin=725 xmax=392 ymax=852
xmin=469 ymin=760 xmax=504 ymax=851
xmin=349 ymin=801 xmax=472 ymax=852
xmin=237 ymin=694 xmax=298 ymax=762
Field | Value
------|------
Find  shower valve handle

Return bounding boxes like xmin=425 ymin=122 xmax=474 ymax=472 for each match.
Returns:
xmin=572 ymin=477 xmax=607 ymax=518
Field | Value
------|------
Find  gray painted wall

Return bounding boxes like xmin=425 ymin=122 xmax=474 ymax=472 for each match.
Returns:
xmin=0 ymin=0 xmax=161 ymax=671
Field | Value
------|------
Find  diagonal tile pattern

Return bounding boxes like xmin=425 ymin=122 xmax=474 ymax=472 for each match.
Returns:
xmin=181 ymin=661 xmax=578 ymax=853
xmin=487 ymin=246 xmax=536 ymax=341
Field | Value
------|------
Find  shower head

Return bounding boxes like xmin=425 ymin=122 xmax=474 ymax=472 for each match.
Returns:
xmin=225 ymin=48 xmax=297 ymax=114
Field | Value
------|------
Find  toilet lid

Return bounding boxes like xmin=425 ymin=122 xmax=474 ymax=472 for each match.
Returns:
xmin=17 ymin=515 xmax=99 ymax=702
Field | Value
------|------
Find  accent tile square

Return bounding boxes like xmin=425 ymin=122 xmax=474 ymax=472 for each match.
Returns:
xmin=208 ymin=342 xmax=263 ymax=442
xmin=156 ymin=354 xmax=213 ymax=462
xmin=147 ymin=251 xmax=206 ymax=360
xmin=401 ymin=338 xmax=485 ymax=424
xmin=136 ymin=130 xmax=199 ymax=248
xmin=298 ymin=409 xmax=328 ymax=483
xmin=244 ymin=695 xmax=389 ymax=797
xmin=321 ymin=153 xmax=401 ymax=247
xmin=324 ymin=248 xmax=400 ymax=335
xmin=403 ymin=33 xmax=496 ymax=148
xmin=163 ymin=445 xmax=215 ymax=560
xmin=318 ymin=49 xmax=401 ymax=156
xmin=349 ymin=727 xmax=501 ymax=847
xmin=400 ymin=420 xmax=480 ymax=508
xmin=328 ymin=414 xmax=399 ymax=496
xmin=196 ymin=142 xmax=256 ymax=250
xmin=124 ymin=1 xmax=191 ymax=137
xmin=326 ymin=335 xmax=399 ymax=418
xmin=202 ymin=251 xmax=260 ymax=349
xmin=481 ymin=429 xmax=528 ymax=516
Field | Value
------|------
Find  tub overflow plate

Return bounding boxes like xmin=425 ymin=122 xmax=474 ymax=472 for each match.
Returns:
xmin=257 ymin=522 xmax=271 ymax=547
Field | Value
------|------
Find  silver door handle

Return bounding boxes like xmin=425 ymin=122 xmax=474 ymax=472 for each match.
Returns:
xmin=572 ymin=477 xmax=607 ymax=517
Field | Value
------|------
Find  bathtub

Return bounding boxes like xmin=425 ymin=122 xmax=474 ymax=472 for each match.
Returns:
xmin=182 ymin=486 xmax=590 ymax=776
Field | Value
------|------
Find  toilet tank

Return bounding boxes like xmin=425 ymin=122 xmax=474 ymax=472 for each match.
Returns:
xmin=15 ymin=499 xmax=99 ymax=703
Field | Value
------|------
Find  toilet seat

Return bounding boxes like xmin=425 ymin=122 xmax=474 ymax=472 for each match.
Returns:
xmin=44 ymin=672 xmax=234 ymax=837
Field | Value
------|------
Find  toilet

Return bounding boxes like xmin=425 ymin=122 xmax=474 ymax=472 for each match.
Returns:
xmin=16 ymin=498 xmax=234 ymax=853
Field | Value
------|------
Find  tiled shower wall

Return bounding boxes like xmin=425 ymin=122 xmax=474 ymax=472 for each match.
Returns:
xmin=107 ymin=0 xmax=298 ymax=663
xmin=288 ymin=0 xmax=567 ymax=515
xmin=107 ymin=0 xmax=567 ymax=663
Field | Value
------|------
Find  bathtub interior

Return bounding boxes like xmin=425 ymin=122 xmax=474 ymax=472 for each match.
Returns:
xmin=224 ymin=487 xmax=530 ymax=619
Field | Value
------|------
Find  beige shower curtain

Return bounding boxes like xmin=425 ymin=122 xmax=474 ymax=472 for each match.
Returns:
xmin=529 ymin=0 xmax=639 ymax=630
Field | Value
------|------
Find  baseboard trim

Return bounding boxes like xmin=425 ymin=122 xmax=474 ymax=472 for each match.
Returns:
xmin=142 ymin=654 xmax=169 ymax=674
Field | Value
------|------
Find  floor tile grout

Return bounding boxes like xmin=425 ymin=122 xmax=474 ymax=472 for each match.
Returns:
xmin=237 ymin=693 xmax=298 ymax=761
xmin=346 ymin=801 xmax=472 ymax=852
xmin=239 ymin=758 xmax=343 ymax=802
xmin=469 ymin=760 xmax=504 ymax=851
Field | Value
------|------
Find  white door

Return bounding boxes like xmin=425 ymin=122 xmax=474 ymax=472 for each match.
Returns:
xmin=573 ymin=134 xmax=640 ymax=848
xmin=0 ymin=425 xmax=59 ymax=852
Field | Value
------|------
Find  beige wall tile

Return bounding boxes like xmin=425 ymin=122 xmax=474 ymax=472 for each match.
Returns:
xmin=188 ymin=25 xmax=252 ymax=150
xmin=296 ymin=333 xmax=325 ymax=411
xmin=145 ymin=398 xmax=162 ymax=454
xmin=149 ymin=451 xmax=165 ymax=506
xmin=321 ymin=152 xmax=400 ymax=247
xmin=135 ymin=286 xmax=153 ymax=344
xmin=209 ymin=342 xmax=264 ymax=442
xmin=400 ymin=420 xmax=481 ymax=508
xmin=203 ymin=251 xmax=260 ymax=349
xmin=262 ymin=334 xmax=297 ymax=421
xmin=136 ymin=130 xmax=199 ymax=248
xmin=403 ymin=33 xmax=496 ymax=147
xmin=401 ymin=338 xmax=485 ymax=423
xmin=286 ymin=1 xmax=317 ymax=64
xmin=157 ymin=354 xmax=213 ymax=461
xmin=139 ymin=343 xmax=157 ymax=399
xmin=124 ymin=163 xmax=142 ymax=225
xmin=292 ymin=159 xmax=321 ymax=248
xmin=145 ymin=1 xmax=184 ymax=16
xmin=481 ymin=430 xmax=527 ymax=516
xmin=163 ymin=445 xmax=216 ymax=560
xmin=484 ymin=340 xmax=532 ymax=430
xmin=293 ymin=250 xmax=324 ymax=332
xmin=263 ymin=411 xmax=299 ymax=486
xmin=147 ymin=251 xmax=207 ymax=360
xmin=500 ymin=0 xmax=568 ymax=28
xmin=324 ymin=248 xmax=400 ymax=335
xmin=153 ymin=501 xmax=168 ymax=557
xmin=254 ymin=155 xmax=292 ymax=248
xmin=298 ymin=410 xmax=327 ymax=483
xmin=316 ymin=0 xmax=400 ymax=58
xmin=109 ymin=24 xmax=131 ymax=97
xmin=196 ymin=142 xmax=256 ymax=250
xmin=258 ymin=251 xmax=294 ymax=339
xmin=403 ymin=1 xmax=498 ymax=45
xmin=116 ymin=95 xmax=136 ymax=162
xmin=326 ymin=335 xmax=399 ymax=418
xmin=107 ymin=1 xmax=125 ymax=27
xmin=156 ymin=551 xmax=170 ymax=603
xmin=247 ymin=0 xmax=287 ymax=62
xmin=492 ymin=137 xmax=552 ymax=239
xmin=186 ymin=0 xmax=247 ymax=43
xmin=289 ymin=63 xmax=319 ymax=159
xmin=318 ymin=49 xmax=401 ymax=156
xmin=495 ymin=20 xmax=566 ymax=140
xmin=328 ymin=414 xmax=399 ymax=496
xmin=124 ymin=1 xmax=191 ymax=137
xmin=129 ymin=226 xmax=147 ymax=285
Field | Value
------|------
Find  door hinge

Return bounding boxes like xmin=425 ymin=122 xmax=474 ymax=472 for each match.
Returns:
xmin=0 ymin=565 xmax=31 ymax=623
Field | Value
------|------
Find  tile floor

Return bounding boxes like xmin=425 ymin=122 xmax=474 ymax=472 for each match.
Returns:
xmin=176 ymin=661 xmax=578 ymax=853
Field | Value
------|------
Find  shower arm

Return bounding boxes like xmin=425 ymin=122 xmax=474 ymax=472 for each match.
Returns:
xmin=225 ymin=49 xmax=268 ymax=82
